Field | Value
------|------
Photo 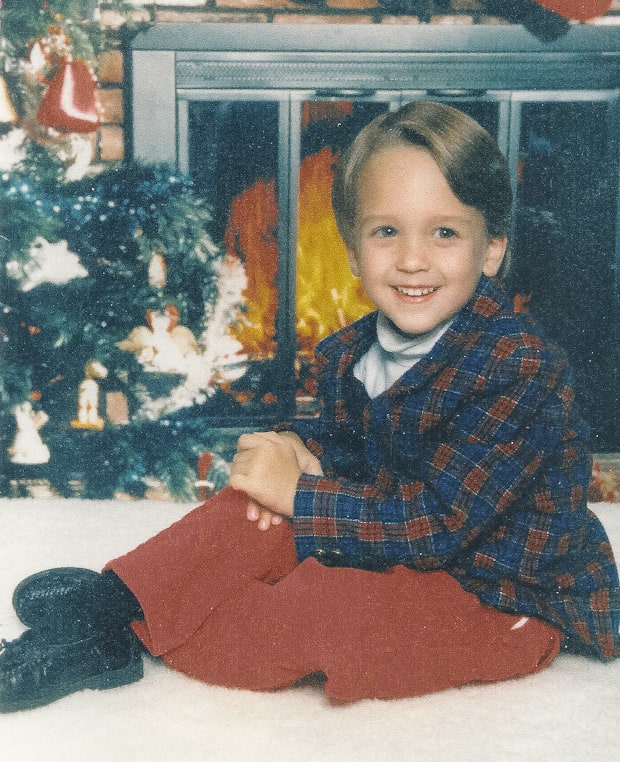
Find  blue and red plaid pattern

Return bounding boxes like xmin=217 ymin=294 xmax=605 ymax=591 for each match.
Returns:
xmin=287 ymin=276 xmax=620 ymax=660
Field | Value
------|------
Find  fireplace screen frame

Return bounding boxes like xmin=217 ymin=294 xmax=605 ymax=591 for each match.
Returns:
xmin=130 ymin=23 xmax=620 ymax=448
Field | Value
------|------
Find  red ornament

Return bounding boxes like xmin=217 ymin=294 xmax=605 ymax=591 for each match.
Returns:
xmin=195 ymin=452 xmax=215 ymax=501
xmin=37 ymin=59 xmax=101 ymax=134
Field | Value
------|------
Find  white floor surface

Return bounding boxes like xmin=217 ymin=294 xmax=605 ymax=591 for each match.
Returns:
xmin=1 ymin=498 xmax=619 ymax=762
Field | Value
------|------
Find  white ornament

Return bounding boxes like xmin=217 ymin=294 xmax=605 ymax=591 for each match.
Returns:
xmin=117 ymin=306 xmax=199 ymax=374
xmin=148 ymin=252 xmax=167 ymax=288
xmin=0 ymin=128 xmax=27 ymax=171
xmin=70 ymin=360 xmax=108 ymax=430
xmin=6 ymin=237 xmax=88 ymax=291
xmin=60 ymin=134 xmax=96 ymax=183
xmin=8 ymin=401 xmax=51 ymax=465
xmin=29 ymin=41 xmax=47 ymax=75
xmin=132 ymin=254 xmax=249 ymax=420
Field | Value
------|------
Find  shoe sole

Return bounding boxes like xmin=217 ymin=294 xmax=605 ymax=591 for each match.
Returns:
xmin=0 ymin=650 xmax=144 ymax=714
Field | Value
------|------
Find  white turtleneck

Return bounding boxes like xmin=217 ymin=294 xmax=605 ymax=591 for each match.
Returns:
xmin=353 ymin=312 xmax=452 ymax=399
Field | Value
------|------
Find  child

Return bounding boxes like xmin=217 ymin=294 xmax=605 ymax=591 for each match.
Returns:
xmin=1 ymin=102 xmax=619 ymax=712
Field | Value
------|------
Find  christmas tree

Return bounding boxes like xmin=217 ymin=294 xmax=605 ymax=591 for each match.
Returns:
xmin=0 ymin=2 xmax=241 ymax=499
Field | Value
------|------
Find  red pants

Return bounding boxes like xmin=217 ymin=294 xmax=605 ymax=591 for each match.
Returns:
xmin=106 ymin=487 xmax=562 ymax=702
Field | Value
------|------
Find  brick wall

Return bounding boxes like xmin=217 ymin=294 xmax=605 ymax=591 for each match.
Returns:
xmin=94 ymin=0 xmax=620 ymax=161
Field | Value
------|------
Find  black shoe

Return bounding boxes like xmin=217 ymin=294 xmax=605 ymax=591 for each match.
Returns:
xmin=13 ymin=567 xmax=101 ymax=636
xmin=13 ymin=567 xmax=142 ymax=640
xmin=0 ymin=626 xmax=144 ymax=713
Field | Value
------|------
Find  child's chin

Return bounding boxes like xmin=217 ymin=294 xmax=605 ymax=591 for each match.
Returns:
xmin=388 ymin=315 xmax=444 ymax=338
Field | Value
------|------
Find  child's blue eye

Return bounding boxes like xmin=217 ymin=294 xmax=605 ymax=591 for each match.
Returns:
xmin=435 ymin=227 xmax=456 ymax=239
xmin=374 ymin=226 xmax=397 ymax=238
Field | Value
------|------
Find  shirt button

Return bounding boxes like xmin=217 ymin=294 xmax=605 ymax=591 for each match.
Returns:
xmin=314 ymin=548 xmax=345 ymax=566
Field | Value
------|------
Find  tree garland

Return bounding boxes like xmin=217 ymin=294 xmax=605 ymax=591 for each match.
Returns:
xmin=0 ymin=4 xmax=244 ymax=499
xmin=1 ymin=163 xmax=245 ymax=499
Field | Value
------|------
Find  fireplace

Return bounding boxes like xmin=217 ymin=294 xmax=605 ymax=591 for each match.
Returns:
xmin=130 ymin=23 xmax=620 ymax=451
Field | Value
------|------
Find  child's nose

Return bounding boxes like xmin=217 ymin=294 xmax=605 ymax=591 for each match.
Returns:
xmin=396 ymin=236 xmax=430 ymax=272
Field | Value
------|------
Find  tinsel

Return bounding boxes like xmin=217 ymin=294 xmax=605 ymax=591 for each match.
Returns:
xmin=0 ymin=1 xmax=130 ymax=60
xmin=0 ymin=163 xmax=246 ymax=499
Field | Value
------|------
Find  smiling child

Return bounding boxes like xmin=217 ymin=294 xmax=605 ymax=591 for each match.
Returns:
xmin=2 ymin=102 xmax=618 ymax=712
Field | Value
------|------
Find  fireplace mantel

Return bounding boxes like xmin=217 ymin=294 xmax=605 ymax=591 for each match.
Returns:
xmin=131 ymin=22 xmax=620 ymax=163
xmin=132 ymin=21 xmax=619 ymax=58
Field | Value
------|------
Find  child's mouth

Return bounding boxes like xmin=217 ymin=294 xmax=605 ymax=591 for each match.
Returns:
xmin=395 ymin=286 xmax=438 ymax=297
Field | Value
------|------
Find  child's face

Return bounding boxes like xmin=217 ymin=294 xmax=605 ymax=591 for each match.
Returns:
xmin=347 ymin=144 xmax=507 ymax=336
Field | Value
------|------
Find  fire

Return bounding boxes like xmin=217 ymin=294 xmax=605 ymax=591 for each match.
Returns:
xmin=225 ymin=149 xmax=373 ymax=364
xmin=224 ymin=177 xmax=278 ymax=358
xmin=296 ymin=147 xmax=373 ymax=355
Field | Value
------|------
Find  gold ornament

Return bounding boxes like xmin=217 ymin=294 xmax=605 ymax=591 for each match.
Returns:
xmin=148 ymin=251 xmax=167 ymax=288
xmin=70 ymin=360 xmax=108 ymax=430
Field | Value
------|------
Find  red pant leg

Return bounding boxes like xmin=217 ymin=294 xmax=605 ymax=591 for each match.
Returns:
xmin=160 ymin=577 xmax=316 ymax=692
xmin=286 ymin=562 xmax=563 ymax=701
xmin=156 ymin=558 xmax=562 ymax=701
xmin=104 ymin=487 xmax=298 ymax=655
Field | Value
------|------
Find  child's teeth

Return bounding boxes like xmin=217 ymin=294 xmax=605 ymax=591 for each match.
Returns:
xmin=397 ymin=287 xmax=436 ymax=296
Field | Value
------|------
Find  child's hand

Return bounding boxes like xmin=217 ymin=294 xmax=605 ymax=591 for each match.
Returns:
xmin=230 ymin=432 xmax=304 ymax=522
xmin=245 ymin=498 xmax=284 ymax=531
xmin=274 ymin=431 xmax=324 ymax=477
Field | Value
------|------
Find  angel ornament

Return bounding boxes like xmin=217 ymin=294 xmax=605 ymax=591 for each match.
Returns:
xmin=117 ymin=306 xmax=199 ymax=374
xmin=8 ymin=401 xmax=51 ymax=465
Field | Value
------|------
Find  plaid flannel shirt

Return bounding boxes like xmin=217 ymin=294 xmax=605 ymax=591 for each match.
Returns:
xmin=288 ymin=276 xmax=620 ymax=660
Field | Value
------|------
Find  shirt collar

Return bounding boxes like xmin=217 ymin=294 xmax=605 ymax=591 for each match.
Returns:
xmin=376 ymin=312 xmax=453 ymax=363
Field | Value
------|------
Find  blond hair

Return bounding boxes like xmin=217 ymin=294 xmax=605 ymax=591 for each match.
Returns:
xmin=331 ymin=101 xmax=513 ymax=274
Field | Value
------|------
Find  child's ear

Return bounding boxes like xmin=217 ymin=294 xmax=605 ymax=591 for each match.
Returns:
xmin=346 ymin=246 xmax=361 ymax=277
xmin=482 ymin=236 xmax=508 ymax=278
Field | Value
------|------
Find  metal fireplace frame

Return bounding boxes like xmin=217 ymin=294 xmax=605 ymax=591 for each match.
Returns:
xmin=131 ymin=23 xmax=620 ymax=158
xmin=130 ymin=23 xmax=620 ymax=437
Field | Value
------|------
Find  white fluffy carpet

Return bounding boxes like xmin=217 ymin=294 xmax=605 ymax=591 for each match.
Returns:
xmin=1 ymin=498 xmax=619 ymax=762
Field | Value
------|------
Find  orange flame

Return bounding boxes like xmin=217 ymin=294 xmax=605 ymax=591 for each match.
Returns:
xmin=225 ymin=150 xmax=373 ymax=365
xmin=296 ymin=147 xmax=373 ymax=355
xmin=224 ymin=177 xmax=278 ymax=358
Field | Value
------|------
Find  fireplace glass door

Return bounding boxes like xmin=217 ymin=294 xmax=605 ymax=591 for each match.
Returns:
xmin=180 ymin=90 xmax=618 ymax=449
xmin=506 ymin=95 xmax=619 ymax=450
xmin=183 ymin=96 xmax=285 ymax=421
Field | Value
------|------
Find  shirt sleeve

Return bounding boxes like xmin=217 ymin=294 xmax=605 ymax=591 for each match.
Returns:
xmin=290 ymin=342 xmax=581 ymax=571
